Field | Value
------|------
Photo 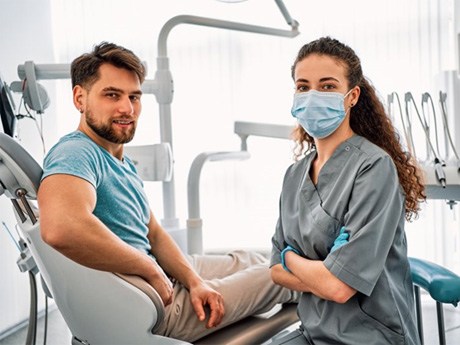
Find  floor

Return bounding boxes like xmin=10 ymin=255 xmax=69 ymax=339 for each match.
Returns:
xmin=1 ymin=295 xmax=460 ymax=345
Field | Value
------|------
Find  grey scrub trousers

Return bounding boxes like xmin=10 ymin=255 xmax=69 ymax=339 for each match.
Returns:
xmin=270 ymin=135 xmax=420 ymax=345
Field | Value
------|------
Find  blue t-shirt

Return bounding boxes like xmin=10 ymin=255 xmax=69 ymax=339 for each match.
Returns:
xmin=41 ymin=131 xmax=152 ymax=253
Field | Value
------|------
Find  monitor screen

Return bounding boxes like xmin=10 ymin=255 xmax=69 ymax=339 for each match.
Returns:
xmin=0 ymin=75 xmax=16 ymax=137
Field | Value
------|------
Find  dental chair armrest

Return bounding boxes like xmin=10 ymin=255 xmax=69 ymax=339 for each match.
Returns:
xmin=409 ymin=257 xmax=460 ymax=306
xmin=114 ymin=273 xmax=166 ymax=332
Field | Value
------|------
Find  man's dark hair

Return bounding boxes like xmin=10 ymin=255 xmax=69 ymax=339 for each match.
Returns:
xmin=70 ymin=42 xmax=146 ymax=89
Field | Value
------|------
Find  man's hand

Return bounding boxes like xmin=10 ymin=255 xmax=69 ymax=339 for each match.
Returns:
xmin=189 ymin=282 xmax=225 ymax=329
xmin=145 ymin=261 xmax=174 ymax=306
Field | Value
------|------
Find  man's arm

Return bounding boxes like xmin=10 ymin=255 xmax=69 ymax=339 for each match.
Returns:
xmin=38 ymin=174 xmax=174 ymax=305
xmin=146 ymin=213 xmax=224 ymax=329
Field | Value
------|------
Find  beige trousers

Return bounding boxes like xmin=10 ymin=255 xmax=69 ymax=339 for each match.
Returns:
xmin=157 ymin=250 xmax=297 ymax=342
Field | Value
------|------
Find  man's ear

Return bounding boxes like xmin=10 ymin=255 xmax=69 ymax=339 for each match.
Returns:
xmin=73 ymin=85 xmax=85 ymax=113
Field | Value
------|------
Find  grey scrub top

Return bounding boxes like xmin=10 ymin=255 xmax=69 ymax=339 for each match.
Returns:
xmin=271 ymin=135 xmax=420 ymax=345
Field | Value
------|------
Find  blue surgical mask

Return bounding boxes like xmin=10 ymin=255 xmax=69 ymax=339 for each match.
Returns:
xmin=291 ymin=89 xmax=352 ymax=139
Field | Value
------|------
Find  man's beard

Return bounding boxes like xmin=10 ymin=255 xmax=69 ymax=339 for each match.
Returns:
xmin=85 ymin=110 xmax=136 ymax=144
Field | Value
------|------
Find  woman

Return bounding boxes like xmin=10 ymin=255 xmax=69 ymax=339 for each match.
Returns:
xmin=270 ymin=37 xmax=425 ymax=345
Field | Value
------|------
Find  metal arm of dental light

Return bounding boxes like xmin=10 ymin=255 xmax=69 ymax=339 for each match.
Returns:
xmin=158 ymin=15 xmax=299 ymax=57
xmin=17 ymin=63 xmax=70 ymax=80
xmin=157 ymin=2 xmax=299 ymax=57
xmin=439 ymin=91 xmax=460 ymax=172
xmin=405 ymin=92 xmax=446 ymax=188
xmin=16 ymin=62 xmax=159 ymax=94
xmin=274 ymin=0 xmax=299 ymax=28
xmin=234 ymin=121 xmax=294 ymax=151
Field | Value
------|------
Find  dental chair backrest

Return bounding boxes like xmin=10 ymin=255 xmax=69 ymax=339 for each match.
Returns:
xmin=0 ymin=133 xmax=190 ymax=345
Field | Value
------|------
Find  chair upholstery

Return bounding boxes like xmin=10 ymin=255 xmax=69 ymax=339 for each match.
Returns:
xmin=19 ymin=218 xmax=184 ymax=345
xmin=409 ymin=257 xmax=460 ymax=306
xmin=409 ymin=257 xmax=460 ymax=345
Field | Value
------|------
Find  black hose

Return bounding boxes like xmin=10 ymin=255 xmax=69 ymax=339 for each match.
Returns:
xmin=25 ymin=272 xmax=37 ymax=345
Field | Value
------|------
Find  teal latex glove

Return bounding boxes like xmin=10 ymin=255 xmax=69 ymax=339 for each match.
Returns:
xmin=281 ymin=245 xmax=300 ymax=273
xmin=330 ymin=226 xmax=349 ymax=253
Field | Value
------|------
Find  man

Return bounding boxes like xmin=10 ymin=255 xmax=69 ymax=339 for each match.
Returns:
xmin=38 ymin=42 xmax=297 ymax=342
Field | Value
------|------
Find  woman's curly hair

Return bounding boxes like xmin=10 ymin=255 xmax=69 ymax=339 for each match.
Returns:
xmin=291 ymin=37 xmax=425 ymax=221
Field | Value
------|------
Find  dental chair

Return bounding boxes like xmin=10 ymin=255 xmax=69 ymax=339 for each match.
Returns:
xmin=409 ymin=257 xmax=460 ymax=345
xmin=0 ymin=132 xmax=298 ymax=345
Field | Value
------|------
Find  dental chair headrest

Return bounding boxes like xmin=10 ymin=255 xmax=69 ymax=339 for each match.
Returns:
xmin=0 ymin=133 xmax=43 ymax=200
